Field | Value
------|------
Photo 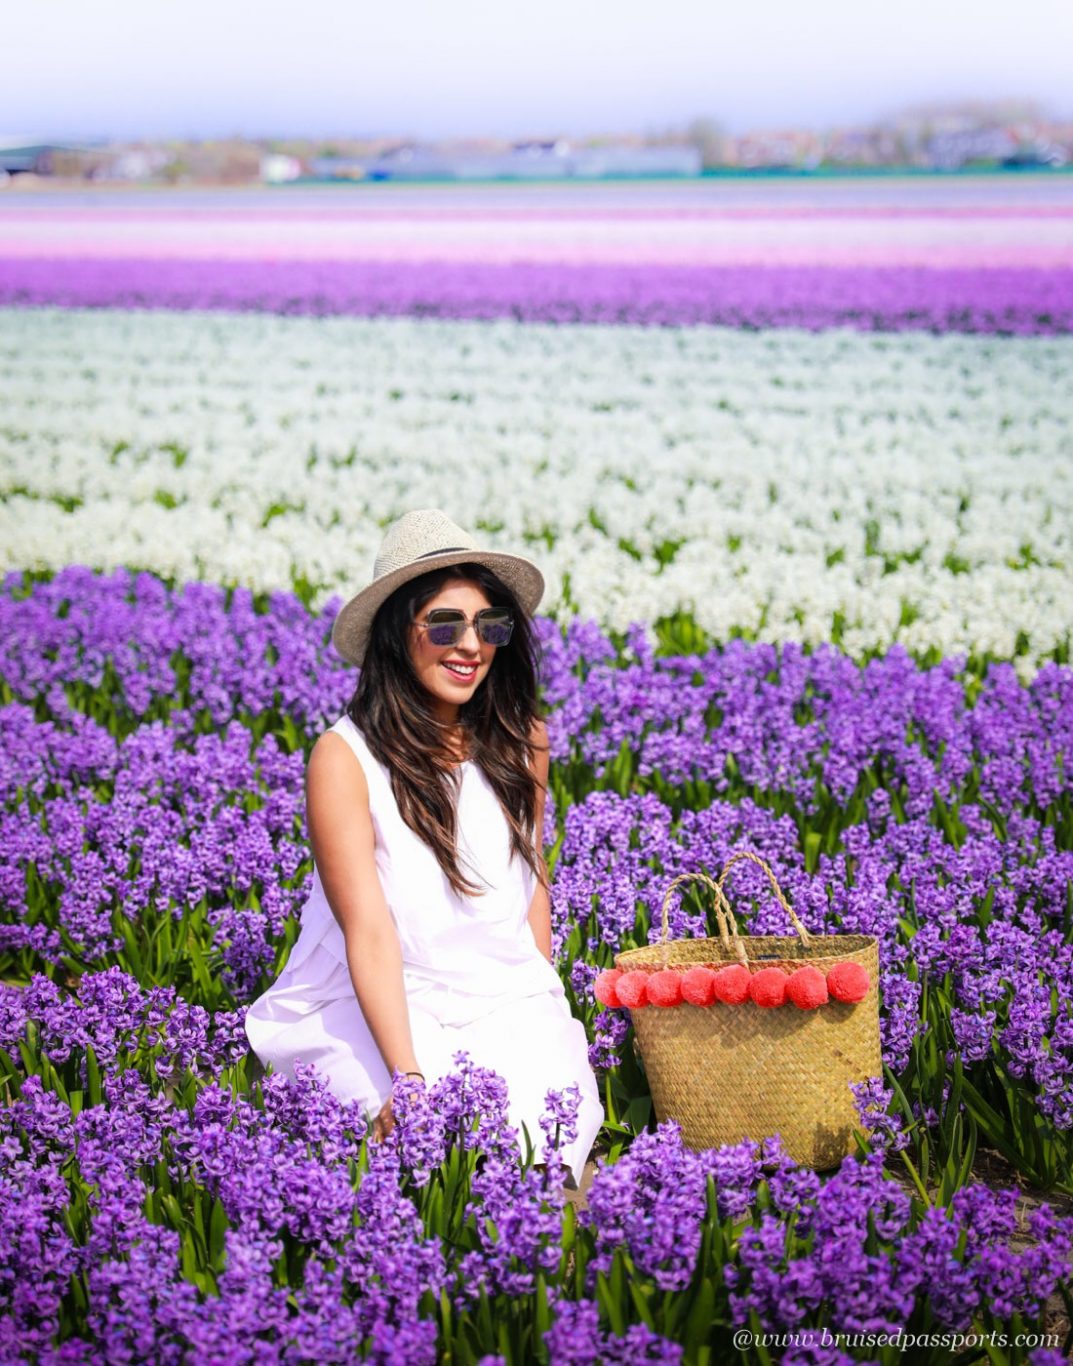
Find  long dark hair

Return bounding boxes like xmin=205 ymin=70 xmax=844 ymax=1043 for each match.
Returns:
xmin=346 ymin=562 xmax=548 ymax=898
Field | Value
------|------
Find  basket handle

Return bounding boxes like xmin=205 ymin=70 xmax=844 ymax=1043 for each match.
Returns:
xmin=659 ymin=871 xmax=749 ymax=969
xmin=716 ymin=850 xmax=813 ymax=950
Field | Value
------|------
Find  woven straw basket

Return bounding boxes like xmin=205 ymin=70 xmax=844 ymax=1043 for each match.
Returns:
xmin=615 ymin=851 xmax=881 ymax=1169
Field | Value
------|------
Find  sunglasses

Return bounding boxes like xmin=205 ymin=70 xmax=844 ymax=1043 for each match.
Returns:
xmin=415 ymin=607 xmax=515 ymax=648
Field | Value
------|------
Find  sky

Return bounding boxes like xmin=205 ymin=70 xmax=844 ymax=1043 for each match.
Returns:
xmin=5 ymin=0 xmax=1073 ymax=142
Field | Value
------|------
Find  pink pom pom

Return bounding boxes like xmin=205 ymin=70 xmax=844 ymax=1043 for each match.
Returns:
xmin=827 ymin=961 xmax=870 ymax=1004
xmin=749 ymin=967 xmax=788 ymax=1008
xmin=786 ymin=965 xmax=829 ymax=1010
xmin=712 ymin=964 xmax=752 ymax=1005
xmin=593 ymin=969 xmax=624 ymax=1008
xmin=680 ymin=965 xmax=717 ymax=1007
xmin=616 ymin=970 xmax=650 ymax=1009
xmin=647 ymin=968 xmax=683 ymax=1007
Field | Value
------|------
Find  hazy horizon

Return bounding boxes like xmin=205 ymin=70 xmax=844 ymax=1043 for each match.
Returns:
xmin=5 ymin=0 xmax=1073 ymax=144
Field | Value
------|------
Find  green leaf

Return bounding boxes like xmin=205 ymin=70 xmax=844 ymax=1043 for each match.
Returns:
xmin=595 ymin=1260 xmax=627 ymax=1337
xmin=0 ymin=1046 xmax=23 ymax=1093
xmin=40 ymin=1054 xmax=68 ymax=1103
xmin=115 ymin=911 xmax=145 ymax=978
xmin=534 ymin=1273 xmax=551 ymax=1342
xmin=626 ymin=1276 xmax=655 ymax=1329
xmin=683 ymin=1278 xmax=717 ymax=1352
xmin=66 ymin=1271 xmax=89 ymax=1316
xmin=18 ymin=1038 xmax=43 ymax=1080
xmin=85 ymin=1044 xmax=102 ymax=1108
xmin=162 ymin=1193 xmax=185 ymax=1230
xmin=957 ymin=1074 xmax=1024 ymax=1170
xmin=898 ymin=1149 xmax=932 ymax=1209
xmin=180 ymin=1229 xmax=206 ymax=1288
xmin=747 ymin=1308 xmax=775 ymax=1366
xmin=186 ymin=933 xmax=216 ymax=1004
xmin=209 ymin=1197 xmax=229 ymax=1270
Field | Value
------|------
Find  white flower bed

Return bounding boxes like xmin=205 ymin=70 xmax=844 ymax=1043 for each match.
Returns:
xmin=1 ymin=307 xmax=1070 ymax=670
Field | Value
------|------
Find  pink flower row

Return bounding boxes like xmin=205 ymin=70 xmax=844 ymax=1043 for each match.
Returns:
xmin=2 ymin=258 xmax=1069 ymax=333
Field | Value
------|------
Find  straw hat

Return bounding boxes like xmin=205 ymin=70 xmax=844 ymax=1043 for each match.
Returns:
xmin=331 ymin=509 xmax=545 ymax=666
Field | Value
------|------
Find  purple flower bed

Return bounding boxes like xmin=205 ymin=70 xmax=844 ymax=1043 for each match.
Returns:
xmin=539 ymin=626 xmax=1073 ymax=820
xmin=0 ymin=703 xmax=309 ymax=999
xmin=1 ymin=1005 xmax=1069 ymax=1362
xmin=3 ymin=570 xmax=1071 ymax=829
xmin=0 ymin=567 xmax=350 ymax=740
xmin=1 ymin=257 xmax=1071 ymax=333
xmin=2 ymin=566 xmax=1073 ymax=1358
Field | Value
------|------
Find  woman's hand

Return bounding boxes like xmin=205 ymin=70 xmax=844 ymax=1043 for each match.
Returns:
xmin=372 ymin=1092 xmax=395 ymax=1142
xmin=372 ymin=1070 xmax=425 ymax=1142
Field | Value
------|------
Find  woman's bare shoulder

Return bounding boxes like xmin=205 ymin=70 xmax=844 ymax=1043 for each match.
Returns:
xmin=307 ymin=729 xmax=370 ymax=803
xmin=306 ymin=731 xmax=379 ymax=895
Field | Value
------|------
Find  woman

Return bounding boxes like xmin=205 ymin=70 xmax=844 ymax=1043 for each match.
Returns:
xmin=245 ymin=508 xmax=603 ymax=1186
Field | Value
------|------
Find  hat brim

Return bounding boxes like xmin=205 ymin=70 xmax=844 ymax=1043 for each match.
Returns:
xmin=331 ymin=549 xmax=545 ymax=666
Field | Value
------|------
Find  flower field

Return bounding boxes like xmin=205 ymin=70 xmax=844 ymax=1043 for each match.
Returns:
xmin=3 ymin=310 xmax=1071 ymax=669
xmin=1 ymin=177 xmax=1072 ymax=1363
xmin=1 ymin=177 xmax=1073 ymax=331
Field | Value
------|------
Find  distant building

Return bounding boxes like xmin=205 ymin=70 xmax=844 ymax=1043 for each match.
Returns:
xmin=307 ymin=157 xmax=361 ymax=180
xmin=730 ymin=130 xmax=824 ymax=171
xmin=567 ymin=144 xmax=701 ymax=177
xmin=95 ymin=148 xmax=170 ymax=181
xmin=309 ymin=139 xmax=700 ymax=182
xmin=261 ymin=153 xmax=304 ymax=183
xmin=925 ymin=126 xmax=1019 ymax=170
xmin=824 ymin=127 xmax=903 ymax=168
xmin=0 ymin=139 xmax=68 ymax=175
xmin=369 ymin=145 xmax=451 ymax=179
xmin=1002 ymin=141 xmax=1067 ymax=169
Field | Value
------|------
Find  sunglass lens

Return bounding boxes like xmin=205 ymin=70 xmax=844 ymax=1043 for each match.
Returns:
xmin=478 ymin=611 xmax=513 ymax=645
xmin=425 ymin=611 xmax=465 ymax=646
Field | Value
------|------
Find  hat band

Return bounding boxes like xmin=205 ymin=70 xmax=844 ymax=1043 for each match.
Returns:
xmin=373 ymin=546 xmax=479 ymax=584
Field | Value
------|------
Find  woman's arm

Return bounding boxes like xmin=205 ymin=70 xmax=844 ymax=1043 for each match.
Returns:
xmin=526 ymin=718 xmax=553 ymax=964
xmin=305 ymin=733 xmax=421 ymax=1083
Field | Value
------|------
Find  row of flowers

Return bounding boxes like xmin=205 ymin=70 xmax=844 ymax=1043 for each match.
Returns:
xmin=9 ymin=684 xmax=1068 ymax=1179
xmin=2 ymin=563 xmax=1072 ymax=1357
xmin=2 ymin=186 xmax=1067 ymax=266
xmin=2 ymin=309 xmax=1071 ymax=667
xmin=4 ymin=695 xmax=1070 ymax=1090
xmin=2 ymin=569 xmax=1071 ymax=1180
xmin=3 ymin=259 xmax=1072 ymax=332
xmin=2 ymin=974 xmax=1070 ymax=1364
xmin=4 ymin=567 xmax=1069 ymax=821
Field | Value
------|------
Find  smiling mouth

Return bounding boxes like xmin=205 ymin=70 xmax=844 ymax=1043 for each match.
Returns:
xmin=441 ymin=661 xmax=478 ymax=681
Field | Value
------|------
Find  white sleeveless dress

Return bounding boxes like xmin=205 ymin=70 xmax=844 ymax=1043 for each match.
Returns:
xmin=244 ymin=712 xmax=603 ymax=1183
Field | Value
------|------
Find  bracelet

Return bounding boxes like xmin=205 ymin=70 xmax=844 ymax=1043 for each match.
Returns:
xmin=403 ymin=1070 xmax=424 ymax=1081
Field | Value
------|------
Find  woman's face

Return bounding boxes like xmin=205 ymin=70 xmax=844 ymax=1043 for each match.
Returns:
xmin=407 ymin=577 xmax=500 ymax=724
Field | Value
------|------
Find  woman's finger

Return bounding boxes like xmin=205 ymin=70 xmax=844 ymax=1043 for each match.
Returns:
xmin=372 ymin=1095 xmax=395 ymax=1142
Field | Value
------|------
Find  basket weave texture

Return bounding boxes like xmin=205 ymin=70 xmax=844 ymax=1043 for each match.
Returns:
xmin=614 ymin=852 xmax=882 ymax=1169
